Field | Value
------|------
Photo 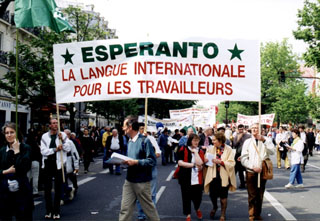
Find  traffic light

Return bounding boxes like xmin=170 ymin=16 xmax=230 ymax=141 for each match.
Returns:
xmin=225 ymin=101 xmax=229 ymax=108
xmin=279 ymin=71 xmax=285 ymax=83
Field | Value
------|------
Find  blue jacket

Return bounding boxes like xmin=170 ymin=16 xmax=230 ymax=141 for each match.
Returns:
xmin=179 ymin=136 xmax=188 ymax=147
xmin=158 ymin=133 xmax=168 ymax=148
xmin=127 ymin=134 xmax=156 ymax=183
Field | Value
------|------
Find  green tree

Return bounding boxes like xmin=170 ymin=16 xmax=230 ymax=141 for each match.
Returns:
xmin=307 ymin=95 xmax=320 ymax=120
xmin=0 ymin=38 xmax=56 ymax=124
xmin=272 ymin=81 xmax=310 ymax=124
xmin=293 ymin=0 xmax=320 ymax=69
xmin=147 ymin=99 xmax=196 ymax=119
xmin=216 ymin=40 xmax=309 ymax=126
xmin=260 ymin=40 xmax=301 ymax=114
xmin=87 ymin=99 xmax=140 ymax=126
xmin=63 ymin=6 xmax=108 ymax=41
xmin=0 ymin=5 xmax=112 ymax=130
xmin=216 ymin=101 xmax=257 ymax=124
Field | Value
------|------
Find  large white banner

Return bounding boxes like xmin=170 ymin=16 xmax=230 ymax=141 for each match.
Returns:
xmin=169 ymin=106 xmax=216 ymax=128
xmin=53 ymin=38 xmax=260 ymax=103
xmin=237 ymin=113 xmax=275 ymax=126
xmin=138 ymin=115 xmax=193 ymax=133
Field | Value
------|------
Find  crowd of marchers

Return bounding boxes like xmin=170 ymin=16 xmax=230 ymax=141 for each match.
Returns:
xmin=117 ymin=121 xmax=315 ymax=221
xmin=0 ymin=117 xmax=318 ymax=221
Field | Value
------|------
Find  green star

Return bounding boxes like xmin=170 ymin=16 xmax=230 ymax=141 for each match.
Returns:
xmin=61 ymin=49 xmax=74 ymax=65
xmin=228 ymin=44 xmax=244 ymax=61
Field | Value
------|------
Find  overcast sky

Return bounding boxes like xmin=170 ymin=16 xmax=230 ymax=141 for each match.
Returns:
xmin=83 ymin=0 xmax=308 ymax=56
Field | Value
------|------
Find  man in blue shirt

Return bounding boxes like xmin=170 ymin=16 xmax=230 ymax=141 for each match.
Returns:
xmin=119 ymin=116 xmax=159 ymax=221
xmin=158 ymin=128 xmax=169 ymax=166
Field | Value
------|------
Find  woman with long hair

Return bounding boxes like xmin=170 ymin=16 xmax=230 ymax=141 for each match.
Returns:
xmin=0 ymin=122 xmax=33 ymax=220
xmin=285 ymin=128 xmax=304 ymax=189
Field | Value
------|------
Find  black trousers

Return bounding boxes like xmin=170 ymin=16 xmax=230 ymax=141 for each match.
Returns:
xmin=180 ymin=184 xmax=203 ymax=215
xmin=209 ymin=172 xmax=229 ymax=205
xmin=235 ymin=161 xmax=245 ymax=186
xmin=67 ymin=172 xmax=78 ymax=190
xmin=44 ymin=167 xmax=63 ymax=215
xmin=83 ymin=153 xmax=92 ymax=171
xmin=0 ymin=191 xmax=33 ymax=221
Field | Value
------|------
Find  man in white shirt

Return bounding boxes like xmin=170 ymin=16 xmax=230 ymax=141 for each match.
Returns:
xmin=40 ymin=119 xmax=71 ymax=219
xmin=106 ymin=129 xmax=124 ymax=175
xmin=241 ymin=123 xmax=275 ymax=221
xmin=275 ymin=126 xmax=290 ymax=169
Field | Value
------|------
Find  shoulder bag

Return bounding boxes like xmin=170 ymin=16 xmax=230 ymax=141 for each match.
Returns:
xmin=252 ymin=139 xmax=273 ymax=180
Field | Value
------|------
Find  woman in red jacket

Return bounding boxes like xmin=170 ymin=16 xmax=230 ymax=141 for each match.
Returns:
xmin=177 ymin=133 xmax=204 ymax=221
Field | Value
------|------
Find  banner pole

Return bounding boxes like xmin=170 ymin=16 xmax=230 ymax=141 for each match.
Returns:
xmin=56 ymin=103 xmax=66 ymax=183
xmin=15 ymin=29 xmax=19 ymax=133
xmin=144 ymin=97 xmax=148 ymax=133
xmin=258 ymin=100 xmax=261 ymax=188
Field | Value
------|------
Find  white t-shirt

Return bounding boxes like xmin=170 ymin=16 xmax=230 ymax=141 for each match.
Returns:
xmin=110 ymin=136 xmax=120 ymax=150
xmin=188 ymin=146 xmax=200 ymax=185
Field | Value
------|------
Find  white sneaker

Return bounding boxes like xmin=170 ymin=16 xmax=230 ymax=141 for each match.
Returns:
xmin=296 ymin=184 xmax=304 ymax=188
xmin=53 ymin=214 xmax=60 ymax=220
xmin=285 ymin=183 xmax=295 ymax=189
xmin=60 ymin=200 xmax=64 ymax=206
xmin=69 ymin=187 xmax=75 ymax=200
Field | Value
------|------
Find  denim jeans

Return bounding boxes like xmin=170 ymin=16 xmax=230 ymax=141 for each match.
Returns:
xmin=108 ymin=149 xmax=121 ymax=174
xmin=137 ymin=166 xmax=158 ymax=219
xmin=289 ymin=164 xmax=303 ymax=185
xmin=160 ymin=146 xmax=166 ymax=164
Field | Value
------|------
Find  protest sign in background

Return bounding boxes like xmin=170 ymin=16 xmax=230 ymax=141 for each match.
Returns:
xmin=53 ymin=38 xmax=260 ymax=103
xmin=236 ymin=113 xmax=275 ymax=126
xmin=169 ymin=106 xmax=216 ymax=128
xmin=138 ymin=115 xmax=193 ymax=133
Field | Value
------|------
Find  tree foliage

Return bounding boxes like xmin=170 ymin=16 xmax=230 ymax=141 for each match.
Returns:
xmin=147 ymin=99 xmax=195 ymax=119
xmin=293 ymin=0 xmax=320 ymax=69
xmin=216 ymin=101 xmax=257 ymax=124
xmin=272 ymin=81 xmax=310 ymax=123
xmin=217 ymin=40 xmax=311 ymax=125
xmin=0 ymin=5 xmax=109 ymax=129
xmin=0 ymin=32 xmax=58 ymax=111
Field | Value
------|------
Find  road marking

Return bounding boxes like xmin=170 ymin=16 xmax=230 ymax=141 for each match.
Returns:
xmin=307 ymin=163 xmax=320 ymax=170
xmin=34 ymin=176 xmax=97 ymax=206
xmin=34 ymin=201 xmax=42 ymax=206
xmin=156 ymin=186 xmax=166 ymax=204
xmin=166 ymin=170 xmax=175 ymax=181
xmin=100 ymin=169 xmax=110 ymax=174
xmin=264 ymin=191 xmax=297 ymax=221
xmin=77 ymin=177 xmax=96 ymax=185
xmin=95 ymin=159 xmax=103 ymax=164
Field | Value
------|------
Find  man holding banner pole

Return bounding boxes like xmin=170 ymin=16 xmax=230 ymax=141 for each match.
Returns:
xmin=240 ymin=123 xmax=275 ymax=221
xmin=40 ymin=118 xmax=71 ymax=219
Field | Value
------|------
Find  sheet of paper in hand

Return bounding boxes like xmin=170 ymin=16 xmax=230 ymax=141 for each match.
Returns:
xmin=205 ymin=152 xmax=216 ymax=167
xmin=105 ymin=152 xmax=133 ymax=165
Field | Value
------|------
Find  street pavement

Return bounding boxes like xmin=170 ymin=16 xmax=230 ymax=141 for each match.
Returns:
xmin=33 ymin=151 xmax=320 ymax=221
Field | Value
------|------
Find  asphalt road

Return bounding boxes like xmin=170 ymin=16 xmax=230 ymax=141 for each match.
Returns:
xmin=32 ymin=151 xmax=320 ymax=221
